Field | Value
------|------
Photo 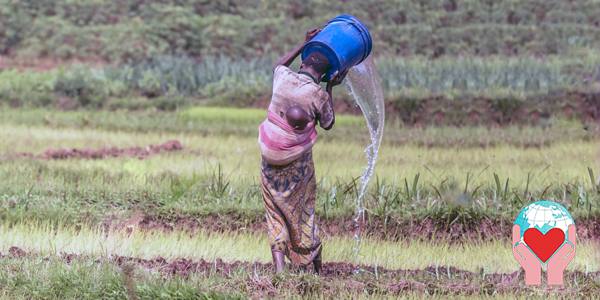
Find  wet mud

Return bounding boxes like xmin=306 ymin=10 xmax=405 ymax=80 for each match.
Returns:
xmin=14 ymin=140 xmax=183 ymax=160
xmin=112 ymin=213 xmax=600 ymax=242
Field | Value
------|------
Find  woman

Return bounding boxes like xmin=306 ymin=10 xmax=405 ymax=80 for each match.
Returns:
xmin=258 ymin=28 xmax=346 ymax=273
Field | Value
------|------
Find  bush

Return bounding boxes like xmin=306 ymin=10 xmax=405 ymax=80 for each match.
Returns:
xmin=105 ymin=97 xmax=154 ymax=111
xmin=0 ymin=70 xmax=55 ymax=107
xmin=53 ymin=67 xmax=109 ymax=108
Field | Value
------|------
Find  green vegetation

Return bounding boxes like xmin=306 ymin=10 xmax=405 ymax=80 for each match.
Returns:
xmin=3 ymin=1 xmax=600 ymax=297
xmin=2 ymin=55 xmax=600 ymax=122
xmin=1 ymin=107 xmax=599 ymax=298
xmin=1 ymin=109 xmax=599 ymax=228
xmin=3 ymin=256 xmax=597 ymax=299
xmin=3 ymin=0 xmax=600 ymax=61
xmin=0 ymin=57 xmax=271 ymax=110
xmin=3 ymin=107 xmax=593 ymax=147
xmin=0 ymin=257 xmax=241 ymax=300
xmin=2 ymin=1 xmax=600 ymax=123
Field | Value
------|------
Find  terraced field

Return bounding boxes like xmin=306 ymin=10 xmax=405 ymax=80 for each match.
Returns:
xmin=2 ymin=1 xmax=600 ymax=298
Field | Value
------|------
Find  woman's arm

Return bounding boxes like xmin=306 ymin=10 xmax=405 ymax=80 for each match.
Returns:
xmin=319 ymin=70 xmax=348 ymax=130
xmin=273 ymin=28 xmax=321 ymax=71
xmin=320 ymin=84 xmax=336 ymax=130
xmin=273 ymin=42 xmax=305 ymax=71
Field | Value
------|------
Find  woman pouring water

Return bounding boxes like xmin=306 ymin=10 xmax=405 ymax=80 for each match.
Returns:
xmin=258 ymin=28 xmax=347 ymax=273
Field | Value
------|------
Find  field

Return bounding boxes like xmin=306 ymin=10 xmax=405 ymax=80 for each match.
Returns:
xmin=2 ymin=0 xmax=600 ymax=298
xmin=1 ymin=107 xmax=599 ymax=298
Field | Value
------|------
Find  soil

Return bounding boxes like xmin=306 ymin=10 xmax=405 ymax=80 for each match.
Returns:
xmin=2 ymin=247 xmax=598 ymax=297
xmin=109 ymin=213 xmax=600 ymax=242
xmin=15 ymin=140 xmax=183 ymax=160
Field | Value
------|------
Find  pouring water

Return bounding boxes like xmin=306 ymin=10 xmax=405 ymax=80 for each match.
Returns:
xmin=344 ymin=55 xmax=385 ymax=270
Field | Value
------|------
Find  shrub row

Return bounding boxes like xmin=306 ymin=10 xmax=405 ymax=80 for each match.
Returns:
xmin=0 ymin=56 xmax=274 ymax=110
xmin=3 ymin=58 xmax=600 ymax=125
xmin=4 ymin=0 xmax=600 ymax=61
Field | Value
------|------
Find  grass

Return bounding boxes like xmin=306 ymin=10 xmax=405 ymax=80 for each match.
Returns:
xmin=1 ymin=109 xmax=599 ymax=224
xmin=1 ymin=107 xmax=600 ymax=298
xmin=0 ymin=257 xmax=241 ymax=300
xmin=1 ymin=222 xmax=598 ymax=274
xmin=3 ymin=257 xmax=597 ymax=300
xmin=4 ymin=124 xmax=595 ymax=181
xmin=180 ymin=106 xmax=364 ymax=128
xmin=1 ymin=111 xmax=596 ymax=183
xmin=1 ymin=108 xmax=594 ymax=146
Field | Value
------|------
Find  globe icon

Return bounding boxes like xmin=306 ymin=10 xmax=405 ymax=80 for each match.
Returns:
xmin=514 ymin=200 xmax=575 ymax=242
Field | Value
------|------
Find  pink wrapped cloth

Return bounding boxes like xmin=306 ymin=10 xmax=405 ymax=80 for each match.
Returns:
xmin=258 ymin=111 xmax=317 ymax=166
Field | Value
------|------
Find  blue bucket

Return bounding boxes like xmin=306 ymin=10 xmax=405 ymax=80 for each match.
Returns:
xmin=301 ymin=14 xmax=372 ymax=82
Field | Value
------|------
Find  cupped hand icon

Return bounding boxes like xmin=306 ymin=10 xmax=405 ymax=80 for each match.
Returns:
xmin=512 ymin=224 xmax=542 ymax=285
xmin=547 ymin=224 xmax=576 ymax=286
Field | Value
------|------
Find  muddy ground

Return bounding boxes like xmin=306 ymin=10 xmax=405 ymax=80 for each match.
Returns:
xmin=3 ymin=246 xmax=599 ymax=298
xmin=107 ymin=213 xmax=600 ymax=242
xmin=13 ymin=140 xmax=183 ymax=160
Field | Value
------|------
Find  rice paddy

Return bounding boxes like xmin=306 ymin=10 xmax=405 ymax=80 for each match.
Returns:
xmin=1 ymin=222 xmax=598 ymax=273
xmin=1 ymin=109 xmax=599 ymax=224
xmin=1 ymin=107 xmax=599 ymax=298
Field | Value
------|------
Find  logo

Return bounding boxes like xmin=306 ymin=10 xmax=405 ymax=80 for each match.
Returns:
xmin=512 ymin=200 xmax=576 ymax=286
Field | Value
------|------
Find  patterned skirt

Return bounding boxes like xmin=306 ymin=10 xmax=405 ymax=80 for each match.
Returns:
xmin=260 ymin=151 xmax=321 ymax=266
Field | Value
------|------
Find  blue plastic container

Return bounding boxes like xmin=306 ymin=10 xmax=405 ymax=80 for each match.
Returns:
xmin=301 ymin=14 xmax=372 ymax=81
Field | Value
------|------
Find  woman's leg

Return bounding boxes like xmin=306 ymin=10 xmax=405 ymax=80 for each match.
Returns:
xmin=261 ymin=161 xmax=292 ymax=273
xmin=261 ymin=153 xmax=321 ymax=271
xmin=272 ymin=250 xmax=286 ymax=273
xmin=285 ymin=153 xmax=322 ymax=268
xmin=313 ymin=250 xmax=322 ymax=274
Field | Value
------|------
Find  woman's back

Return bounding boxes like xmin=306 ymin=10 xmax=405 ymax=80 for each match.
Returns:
xmin=269 ymin=65 xmax=330 ymax=125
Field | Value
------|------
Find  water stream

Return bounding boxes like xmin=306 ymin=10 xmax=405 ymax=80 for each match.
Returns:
xmin=344 ymin=55 xmax=385 ymax=268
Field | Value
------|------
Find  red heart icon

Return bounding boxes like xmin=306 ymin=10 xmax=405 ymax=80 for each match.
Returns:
xmin=523 ymin=228 xmax=565 ymax=262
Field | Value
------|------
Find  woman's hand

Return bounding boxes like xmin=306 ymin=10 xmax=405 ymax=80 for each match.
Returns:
xmin=305 ymin=28 xmax=321 ymax=42
xmin=512 ymin=225 xmax=542 ymax=286
xmin=329 ymin=69 xmax=348 ymax=87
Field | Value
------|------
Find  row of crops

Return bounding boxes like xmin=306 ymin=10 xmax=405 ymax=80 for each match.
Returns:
xmin=3 ymin=0 xmax=600 ymax=60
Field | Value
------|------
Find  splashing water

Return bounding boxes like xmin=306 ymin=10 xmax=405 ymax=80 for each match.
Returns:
xmin=344 ymin=55 xmax=385 ymax=268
